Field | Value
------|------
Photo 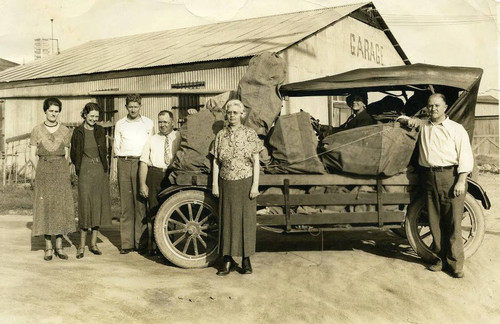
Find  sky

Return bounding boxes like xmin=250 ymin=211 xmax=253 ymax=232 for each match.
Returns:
xmin=0 ymin=0 xmax=498 ymax=96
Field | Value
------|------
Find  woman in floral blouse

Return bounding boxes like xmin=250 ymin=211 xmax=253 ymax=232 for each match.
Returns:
xmin=212 ymin=99 xmax=262 ymax=275
xmin=29 ymin=98 xmax=75 ymax=261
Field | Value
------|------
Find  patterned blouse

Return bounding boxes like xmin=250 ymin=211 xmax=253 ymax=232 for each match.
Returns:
xmin=213 ymin=125 xmax=263 ymax=180
xmin=30 ymin=123 xmax=71 ymax=156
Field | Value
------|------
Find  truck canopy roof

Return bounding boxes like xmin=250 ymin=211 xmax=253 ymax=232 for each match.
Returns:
xmin=280 ymin=64 xmax=483 ymax=96
xmin=280 ymin=63 xmax=483 ymax=139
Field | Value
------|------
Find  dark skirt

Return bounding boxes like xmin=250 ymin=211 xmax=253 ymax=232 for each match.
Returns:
xmin=32 ymin=156 xmax=76 ymax=237
xmin=78 ymin=156 xmax=112 ymax=229
xmin=219 ymin=177 xmax=256 ymax=257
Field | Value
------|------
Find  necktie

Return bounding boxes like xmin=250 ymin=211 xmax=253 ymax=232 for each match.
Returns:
xmin=164 ymin=135 xmax=170 ymax=166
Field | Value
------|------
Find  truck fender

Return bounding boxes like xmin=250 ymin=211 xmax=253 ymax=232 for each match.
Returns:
xmin=467 ymin=178 xmax=491 ymax=210
xmin=157 ymin=185 xmax=211 ymax=202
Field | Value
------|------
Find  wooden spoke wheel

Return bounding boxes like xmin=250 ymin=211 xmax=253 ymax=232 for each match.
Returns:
xmin=154 ymin=190 xmax=219 ymax=268
xmin=405 ymin=193 xmax=485 ymax=262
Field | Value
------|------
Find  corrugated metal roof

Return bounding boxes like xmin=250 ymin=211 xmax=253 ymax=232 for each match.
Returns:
xmin=0 ymin=58 xmax=18 ymax=72
xmin=0 ymin=3 xmax=369 ymax=83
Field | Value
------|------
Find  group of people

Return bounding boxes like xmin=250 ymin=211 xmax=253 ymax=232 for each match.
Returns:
xmin=30 ymin=95 xmax=261 ymax=276
xmin=29 ymin=92 xmax=472 ymax=278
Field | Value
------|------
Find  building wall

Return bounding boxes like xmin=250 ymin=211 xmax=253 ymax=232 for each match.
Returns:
xmin=475 ymin=101 xmax=499 ymax=117
xmin=473 ymin=116 xmax=499 ymax=158
xmin=281 ymin=16 xmax=406 ymax=123
xmin=1 ymin=65 xmax=247 ymax=140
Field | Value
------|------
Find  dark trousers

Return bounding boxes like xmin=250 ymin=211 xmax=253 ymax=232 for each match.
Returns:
xmin=145 ymin=167 xmax=170 ymax=251
xmin=422 ymin=168 xmax=466 ymax=271
xmin=117 ymin=158 xmax=146 ymax=250
xmin=145 ymin=167 xmax=170 ymax=219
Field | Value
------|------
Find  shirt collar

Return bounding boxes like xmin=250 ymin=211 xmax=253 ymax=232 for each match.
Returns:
xmin=428 ymin=116 xmax=450 ymax=126
xmin=226 ymin=124 xmax=244 ymax=132
xmin=125 ymin=115 xmax=144 ymax=123
xmin=158 ymin=130 xmax=175 ymax=138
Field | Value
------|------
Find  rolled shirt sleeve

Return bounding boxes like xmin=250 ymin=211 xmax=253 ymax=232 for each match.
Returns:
xmin=455 ymin=125 xmax=474 ymax=174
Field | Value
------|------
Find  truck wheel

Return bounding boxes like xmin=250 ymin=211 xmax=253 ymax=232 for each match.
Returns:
xmin=405 ymin=193 xmax=485 ymax=263
xmin=154 ymin=190 xmax=219 ymax=268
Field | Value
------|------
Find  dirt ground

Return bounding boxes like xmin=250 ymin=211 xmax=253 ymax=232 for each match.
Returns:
xmin=1 ymin=173 xmax=499 ymax=323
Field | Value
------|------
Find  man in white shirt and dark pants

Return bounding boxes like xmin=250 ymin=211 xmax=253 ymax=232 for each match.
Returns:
xmin=139 ymin=110 xmax=180 ymax=254
xmin=400 ymin=93 xmax=473 ymax=278
xmin=114 ymin=94 xmax=154 ymax=254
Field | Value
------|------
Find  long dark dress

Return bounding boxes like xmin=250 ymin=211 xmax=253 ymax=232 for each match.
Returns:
xmin=77 ymin=129 xmax=111 ymax=228
xmin=31 ymin=124 xmax=75 ymax=237
xmin=213 ymin=125 xmax=263 ymax=257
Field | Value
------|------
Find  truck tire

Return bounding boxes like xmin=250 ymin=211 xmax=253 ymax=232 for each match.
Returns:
xmin=405 ymin=193 xmax=485 ymax=263
xmin=154 ymin=190 xmax=219 ymax=268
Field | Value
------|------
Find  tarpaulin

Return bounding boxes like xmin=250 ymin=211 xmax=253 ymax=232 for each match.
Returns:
xmin=267 ymin=111 xmax=326 ymax=174
xmin=238 ymin=52 xmax=287 ymax=136
xmin=321 ymin=122 xmax=419 ymax=176
xmin=171 ymin=109 xmax=224 ymax=173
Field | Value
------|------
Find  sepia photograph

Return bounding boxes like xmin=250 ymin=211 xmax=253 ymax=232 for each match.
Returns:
xmin=0 ymin=0 xmax=499 ymax=323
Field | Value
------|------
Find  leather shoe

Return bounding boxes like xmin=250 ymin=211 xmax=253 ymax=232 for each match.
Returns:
xmin=451 ymin=270 xmax=465 ymax=278
xmin=76 ymin=247 xmax=84 ymax=259
xmin=242 ymin=257 xmax=253 ymax=274
xmin=120 ymin=248 xmax=133 ymax=254
xmin=54 ymin=248 xmax=68 ymax=260
xmin=427 ymin=261 xmax=443 ymax=272
xmin=44 ymin=249 xmax=53 ymax=261
xmin=217 ymin=257 xmax=237 ymax=276
xmin=89 ymin=245 xmax=102 ymax=255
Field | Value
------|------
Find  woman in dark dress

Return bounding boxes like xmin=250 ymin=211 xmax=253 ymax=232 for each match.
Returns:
xmin=70 ymin=103 xmax=111 ymax=259
xmin=212 ymin=99 xmax=262 ymax=275
xmin=29 ymin=98 xmax=75 ymax=261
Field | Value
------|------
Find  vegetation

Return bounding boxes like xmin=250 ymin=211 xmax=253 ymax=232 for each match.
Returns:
xmin=0 ymin=179 xmax=121 ymax=217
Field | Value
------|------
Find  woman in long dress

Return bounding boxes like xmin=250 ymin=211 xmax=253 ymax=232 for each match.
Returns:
xmin=212 ymin=99 xmax=262 ymax=275
xmin=29 ymin=98 xmax=75 ymax=261
xmin=71 ymin=102 xmax=111 ymax=259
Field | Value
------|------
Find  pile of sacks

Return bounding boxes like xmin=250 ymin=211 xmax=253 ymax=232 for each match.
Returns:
xmin=171 ymin=51 xmax=419 ymax=180
xmin=172 ymin=51 xmax=325 ymax=176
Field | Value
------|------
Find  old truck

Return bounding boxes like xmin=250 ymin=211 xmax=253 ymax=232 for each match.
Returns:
xmin=152 ymin=64 xmax=491 ymax=268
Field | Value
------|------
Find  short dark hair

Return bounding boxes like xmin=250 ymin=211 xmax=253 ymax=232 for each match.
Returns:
xmin=158 ymin=110 xmax=173 ymax=119
xmin=43 ymin=97 xmax=62 ymax=112
xmin=81 ymin=102 xmax=102 ymax=119
xmin=429 ymin=93 xmax=447 ymax=104
xmin=126 ymin=93 xmax=142 ymax=106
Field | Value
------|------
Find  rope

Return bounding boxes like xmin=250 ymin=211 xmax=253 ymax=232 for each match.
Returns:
xmin=266 ymin=124 xmax=396 ymax=167
xmin=289 ymin=228 xmax=324 ymax=267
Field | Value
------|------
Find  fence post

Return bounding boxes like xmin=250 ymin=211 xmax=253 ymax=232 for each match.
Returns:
xmin=1 ymin=151 xmax=5 ymax=186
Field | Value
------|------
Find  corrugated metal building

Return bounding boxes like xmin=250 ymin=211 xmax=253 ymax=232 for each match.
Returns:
xmin=0 ymin=58 xmax=19 ymax=153
xmin=0 ymin=2 xmax=408 ymax=149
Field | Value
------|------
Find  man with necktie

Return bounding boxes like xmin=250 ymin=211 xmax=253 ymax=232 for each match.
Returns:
xmin=139 ymin=110 xmax=180 ymax=254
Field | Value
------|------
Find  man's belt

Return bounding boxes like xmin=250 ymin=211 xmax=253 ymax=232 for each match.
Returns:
xmin=117 ymin=156 xmax=140 ymax=160
xmin=421 ymin=165 xmax=456 ymax=172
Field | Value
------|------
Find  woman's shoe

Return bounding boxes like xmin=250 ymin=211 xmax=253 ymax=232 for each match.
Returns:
xmin=44 ymin=249 xmax=53 ymax=261
xmin=242 ymin=257 xmax=253 ymax=274
xmin=76 ymin=247 xmax=85 ymax=259
xmin=54 ymin=248 xmax=68 ymax=260
xmin=216 ymin=256 xmax=237 ymax=276
xmin=89 ymin=245 xmax=102 ymax=255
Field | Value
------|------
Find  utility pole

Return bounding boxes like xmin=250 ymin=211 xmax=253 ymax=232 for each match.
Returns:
xmin=50 ymin=19 xmax=54 ymax=54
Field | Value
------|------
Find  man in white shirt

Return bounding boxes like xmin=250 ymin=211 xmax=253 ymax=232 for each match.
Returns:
xmin=139 ymin=110 xmax=180 ymax=254
xmin=400 ymin=93 xmax=473 ymax=278
xmin=114 ymin=93 xmax=154 ymax=254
